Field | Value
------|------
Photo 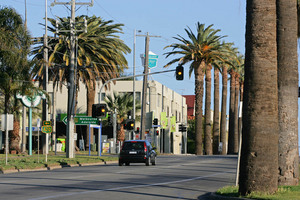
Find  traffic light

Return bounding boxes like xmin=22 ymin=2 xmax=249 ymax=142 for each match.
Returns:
xmin=125 ymin=119 xmax=135 ymax=130
xmin=156 ymin=130 xmax=159 ymax=136
xmin=179 ymin=124 xmax=187 ymax=132
xmin=179 ymin=124 xmax=183 ymax=132
xmin=135 ymin=127 xmax=140 ymax=133
xmin=153 ymin=118 xmax=158 ymax=125
xmin=92 ymin=104 xmax=107 ymax=118
xmin=176 ymin=65 xmax=184 ymax=80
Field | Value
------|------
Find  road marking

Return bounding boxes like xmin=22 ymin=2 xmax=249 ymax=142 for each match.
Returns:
xmin=28 ymin=170 xmax=235 ymax=200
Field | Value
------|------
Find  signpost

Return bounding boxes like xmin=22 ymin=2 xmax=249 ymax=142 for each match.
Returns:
xmin=16 ymin=92 xmax=46 ymax=155
xmin=37 ymin=119 xmax=40 ymax=163
xmin=41 ymin=120 xmax=52 ymax=162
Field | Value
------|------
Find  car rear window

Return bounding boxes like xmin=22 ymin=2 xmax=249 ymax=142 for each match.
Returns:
xmin=122 ymin=142 xmax=144 ymax=150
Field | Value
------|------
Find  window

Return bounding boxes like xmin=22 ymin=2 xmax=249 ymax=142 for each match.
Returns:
xmin=99 ymin=93 xmax=106 ymax=102
xmin=135 ymin=92 xmax=141 ymax=102
xmin=157 ymin=94 xmax=161 ymax=107
xmin=167 ymin=106 xmax=170 ymax=117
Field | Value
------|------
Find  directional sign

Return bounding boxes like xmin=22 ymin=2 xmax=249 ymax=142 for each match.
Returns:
xmin=43 ymin=120 xmax=51 ymax=126
xmin=63 ymin=116 xmax=99 ymax=125
xmin=41 ymin=126 xmax=52 ymax=134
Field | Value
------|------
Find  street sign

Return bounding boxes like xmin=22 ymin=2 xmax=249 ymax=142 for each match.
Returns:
xmin=1 ymin=114 xmax=13 ymax=131
xmin=148 ymin=54 xmax=158 ymax=68
xmin=152 ymin=125 xmax=161 ymax=128
xmin=26 ymin=127 xmax=41 ymax=132
xmin=37 ymin=119 xmax=41 ymax=128
xmin=140 ymin=51 xmax=159 ymax=69
xmin=41 ymin=126 xmax=52 ymax=134
xmin=43 ymin=120 xmax=51 ymax=126
xmin=63 ymin=116 xmax=99 ymax=125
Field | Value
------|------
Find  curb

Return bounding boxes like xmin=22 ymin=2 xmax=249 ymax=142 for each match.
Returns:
xmin=18 ymin=168 xmax=48 ymax=172
xmin=198 ymin=192 xmax=253 ymax=200
xmin=0 ymin=161 xmax=118 ymax=174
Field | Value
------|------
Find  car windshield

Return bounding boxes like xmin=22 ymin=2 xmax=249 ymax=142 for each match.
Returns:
xmin=122 ymin=142 xmax=144 ymax=150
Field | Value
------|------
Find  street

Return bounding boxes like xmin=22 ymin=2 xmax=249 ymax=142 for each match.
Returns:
xmin=0 ymin=155 xmax=237 ymax=200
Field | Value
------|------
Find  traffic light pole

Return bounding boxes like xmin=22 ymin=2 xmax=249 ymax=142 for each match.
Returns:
xmin=98 ymin=70 xmax=175 ymax=102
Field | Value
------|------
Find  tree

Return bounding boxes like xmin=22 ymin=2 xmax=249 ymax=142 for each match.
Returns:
xmin=31 ymin=15 xmax=131 ymax=147
xmin=104 ymin=92 xmax=140 ymax=141
xmin=0 ymin=7 xmax=36 ymax=152
xmin=227 ymin=67 xmax=236 ymax=154
xmin=239 ymin=0 xmax=278 ymax=195
xmin=212 ymin=65 xmax=220 ymax=154
xmin=228 ymin=54 xmax=244 ymax=155
xmin=204 ymin=64 xmax=212 ymax=155
xmin=164 ymin=23 xmax=226 ymax=155
xmin=219 ymin=43 xmax=238 ymax=155
xmin=277 ymin=0 xmax=299 ymax=186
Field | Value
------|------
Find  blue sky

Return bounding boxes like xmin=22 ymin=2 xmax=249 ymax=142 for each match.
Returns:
xmin=0 ymin=0 xmax=246 ymax=95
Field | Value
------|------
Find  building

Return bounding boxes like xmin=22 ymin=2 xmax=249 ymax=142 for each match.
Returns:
xmin=43 ymin=79 xmax=188 ymax=154
xmin=183 ymin=95 xmax=195 ymax=120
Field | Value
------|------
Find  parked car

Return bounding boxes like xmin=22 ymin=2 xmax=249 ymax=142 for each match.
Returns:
xmin=119 ymin=140 xmax=157 ymax=166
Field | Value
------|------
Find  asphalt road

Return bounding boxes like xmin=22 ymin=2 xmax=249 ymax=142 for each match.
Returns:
xmin=0 ymin=155 xmax=237 ymax=200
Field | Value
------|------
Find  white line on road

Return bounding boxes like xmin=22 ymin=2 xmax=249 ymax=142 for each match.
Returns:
xmin=28 ymin=170 xmax=235 ymax=200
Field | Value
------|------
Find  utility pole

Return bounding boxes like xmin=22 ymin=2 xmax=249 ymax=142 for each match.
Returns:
xmin=136 ymin=32 xmax=160 ymax=140
xmin=22 ymin=0 xmax=27 ymax=153
xmin=42 ymin=0 xmax=49 ymax=154
xmin=51 ymin=0 xmax=93 ymax=158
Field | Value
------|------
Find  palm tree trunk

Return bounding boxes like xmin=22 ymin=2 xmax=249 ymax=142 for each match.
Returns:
xmin=228 ymin=69 xmax=236 ymax=154
xmin=238 ymin=81 xmax=244 ymax=147
xmin=204 ymin=65 xmax=212 ymax=155
xmin=239 ymin=0 xmax=278 ymax=195
xmin=233 ymin=73 xmax=240 ymax=153
xmin=86 ymin=80 xmax=96 ymax=149
xmin=277 ymin=0 xmax=299 ymax=186
xmin=10 ymin=119 xmax=21 ymax=153
xmin=213 ymin=68 xmax=220 ymax=154
xmin=195 ymin=61 xmax=205 ymax=155
xmin=220 ymin=65 xmax=228 ymax=155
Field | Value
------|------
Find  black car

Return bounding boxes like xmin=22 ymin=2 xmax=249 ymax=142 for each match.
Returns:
xmin=119 ymin=140 xmax=157 ymax=166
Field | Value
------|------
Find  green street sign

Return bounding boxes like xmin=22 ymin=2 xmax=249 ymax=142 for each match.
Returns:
xmin=42 ymin=126 xmax=52 ymax=134
xmin=63 ymin=116 xmax=99 ymax=125
xmin=43 ymin=120 xmax=51 ymax=126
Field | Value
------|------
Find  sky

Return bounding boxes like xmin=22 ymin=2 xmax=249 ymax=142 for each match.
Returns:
xmin=0 ymin=0 xmax=246 ymax=95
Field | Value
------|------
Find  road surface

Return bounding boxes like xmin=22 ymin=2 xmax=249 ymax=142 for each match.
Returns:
xmin=0 ymin=155 xmax=237 ymax=200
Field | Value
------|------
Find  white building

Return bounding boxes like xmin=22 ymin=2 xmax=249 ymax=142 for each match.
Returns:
xmin=26 ymin=79 xmax=188 ymax=154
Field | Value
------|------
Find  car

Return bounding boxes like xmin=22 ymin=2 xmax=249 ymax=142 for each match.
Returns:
xmin=119 ymin=140 xmax=157 ymax=166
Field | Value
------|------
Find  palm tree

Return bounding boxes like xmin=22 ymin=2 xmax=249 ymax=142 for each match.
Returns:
xmin=204 ymin=64 xmax=212 ymax=155
xmin=219 ymin=43 xmax=238 ymax=155
xmin=239 ymin=0 xmax=278 ymax=195
xmin=228 ymin=54 xmax=244 ymax=155
xmin=31 ymin=15 xmax=131 ymax=148
xmin=0 ymin=7 xmax=36 ymax=152
xmin=104 ymin=92 xmax=141 ymax=141
xmin=227 ymin=66 xmax=236 ymax=154
xmin=277 ymin=0 xmax=299 ymax=186
xmin=164 ymin=23 xmax=227 ymax=155
xmin=212 ymin=65 xmax=220 ymax=155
